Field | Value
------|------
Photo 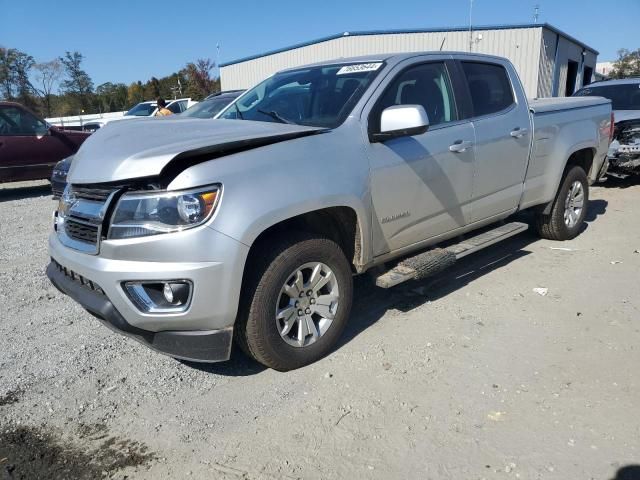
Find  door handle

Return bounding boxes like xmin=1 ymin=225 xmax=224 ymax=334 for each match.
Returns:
xmin=510 ymin=127 xmax=529 ymax=138
xmin=449 ymin=140 xmax=473 ymax=153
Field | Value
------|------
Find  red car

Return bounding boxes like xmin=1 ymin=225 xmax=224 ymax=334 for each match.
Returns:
xmin=0 ymin=102 xmax=89 ymax=183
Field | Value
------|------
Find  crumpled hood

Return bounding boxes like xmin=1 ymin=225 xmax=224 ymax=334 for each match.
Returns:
xmin=68 ymin=117 xmax=325 ymax=184
xmin=613 ymin=110 xmax=640 ymax=123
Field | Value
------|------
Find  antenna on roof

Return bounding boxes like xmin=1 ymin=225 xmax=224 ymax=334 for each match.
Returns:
xmin=533 ymin=4 xmax=540 ymax=23
xmin=468 ymin=0 xmax=474 ymax=52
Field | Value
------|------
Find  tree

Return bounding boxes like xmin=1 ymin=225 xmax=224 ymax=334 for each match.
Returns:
xmin=0 ymin=47 xmax=38 ymax=109
xmin=96 ymin=82 xmax=128 ymax=112
xmin=34 ymin=59 xmax=63 ymax=117
xmin=184 ymin=58 xmax=216 ymax=99
xmin=610 ymin=48 xmax=640 ymax=79
xmin=59 ymin=51 xmax=94 ymax=110
xmin=127 ymin=81 xmax=145 ymax=106
xmin=0 ymin=47 xmax=17 ymax=99
xmin=12 ymin=50 xmax=36 ymax=105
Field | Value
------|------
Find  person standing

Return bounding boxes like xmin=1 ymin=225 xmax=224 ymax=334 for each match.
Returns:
xmin=155 ymin=98 xmax=173 ymax=116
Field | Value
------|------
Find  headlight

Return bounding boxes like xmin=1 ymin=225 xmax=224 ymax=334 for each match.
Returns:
xmin=108 ymin=185 xmax=220 ymax=239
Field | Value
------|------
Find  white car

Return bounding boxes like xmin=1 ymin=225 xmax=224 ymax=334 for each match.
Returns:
xmin=83 ymin=98 xmax=197 ymax=132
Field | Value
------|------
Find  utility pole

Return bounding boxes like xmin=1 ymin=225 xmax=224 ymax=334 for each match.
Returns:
xmin=468 ymin=0 xmax=474 ymax=52
xmin=533 ymin=4 xmax=540 ymax=23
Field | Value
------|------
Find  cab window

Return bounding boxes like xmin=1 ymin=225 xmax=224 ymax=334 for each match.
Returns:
xmin=371 ymin=62 xmax=458 ymax=133
xmin=0 ymin=106 xmax=49 ymax=136
xmin=461 ymin=61 xmax=515 ymax=117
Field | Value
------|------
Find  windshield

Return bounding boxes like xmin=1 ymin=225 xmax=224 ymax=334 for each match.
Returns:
xmin=125 ymin=103 xmax=156 ymax=116
xmin=181 ymin=97 xmax=237 ymax=118
xmin=574 ymin=83 xmax=640 ymax=110
xmin=218 ymin=62 xmax=384 ymax=128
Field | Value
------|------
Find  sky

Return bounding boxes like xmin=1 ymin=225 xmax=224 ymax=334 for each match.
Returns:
xmin=2 ymin=0 xmax=638 ymax=87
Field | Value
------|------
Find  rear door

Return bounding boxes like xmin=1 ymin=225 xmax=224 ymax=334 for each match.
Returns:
xmin=364 ymin=58 xmax=476 ymax=256
xmin=457 ymin=59 xmax=532 ymax=223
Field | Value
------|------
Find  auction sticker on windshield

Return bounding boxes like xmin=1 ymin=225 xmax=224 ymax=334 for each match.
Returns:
xmin=337 ymin=63 xmax=383 ymax=75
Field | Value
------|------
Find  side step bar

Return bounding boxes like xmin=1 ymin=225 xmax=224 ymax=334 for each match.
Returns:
xmin=375 ymin=221 xmax=528 ymax=288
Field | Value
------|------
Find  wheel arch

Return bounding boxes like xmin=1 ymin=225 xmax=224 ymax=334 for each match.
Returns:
xmin=541 ymin=146 xmax=595 ymax=215
xmin=244 ymin=206 xmax=366 ymax=276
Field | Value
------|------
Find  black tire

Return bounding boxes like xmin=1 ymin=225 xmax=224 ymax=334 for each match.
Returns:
xmin=534 ymin=165 xmax=589 ymax=240
xmin=236 ymin=232 xmax=353 ymax=371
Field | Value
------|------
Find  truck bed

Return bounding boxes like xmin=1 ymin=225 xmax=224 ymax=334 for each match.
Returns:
xmin=529 ymin=96 xmax=610 ymax=114
xmin=519 ymin=96 xmax=612 ymax=211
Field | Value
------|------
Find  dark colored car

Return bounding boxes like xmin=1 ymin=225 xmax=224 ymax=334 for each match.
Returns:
xmin=574 ymin=79 xmax=640 ymax=175
xmin=181 ymin=91 xmax=244 ymax=119
xmin=51 ymin=155 xmax=73 ymax=198
xmin=0 ymin=102 xmax=89 ymax=184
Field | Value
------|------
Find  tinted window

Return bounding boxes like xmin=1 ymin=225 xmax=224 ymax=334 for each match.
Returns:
xmin=0 ymin=106 xmax=48 ymax=136
xmin=372 ymin=62 xmax=458 ymax=131
xmin=574 ymin=83 xmax=640 ymax=110
xmin=182 ymin=97 xmax=237 ymax=118
xmin=125 ymin=103 xmax=156 ymax=116
xmin=462 ymin=62 xmax=514 ymax=117
xmin=168 ymin=101 xmax=186 ymax=114
xmin=219 ymin=62 xmax=383 ymax=128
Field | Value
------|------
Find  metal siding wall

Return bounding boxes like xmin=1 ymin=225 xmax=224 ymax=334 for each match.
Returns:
xmin=583 ymin=51 xmax=597 ymax=83
xmin=221 ymin=27 xmax=545 ymax=97
xmin=538 ymin=28 xmax=557 ymax=97
xmin=554 ymin=36 xmax=588 ymax=96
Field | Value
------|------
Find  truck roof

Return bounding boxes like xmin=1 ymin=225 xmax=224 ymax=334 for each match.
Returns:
xmin=279 ymin=51 xmax=507 ymax=73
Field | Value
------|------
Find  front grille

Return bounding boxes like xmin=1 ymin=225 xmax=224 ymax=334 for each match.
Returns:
xmin=51 ymin=258 xmax=105 ymax=295
xmin=65 ymin=218 xmax=99 ymax=244
xmin=72 ymin=185 xmax=119 ymax=201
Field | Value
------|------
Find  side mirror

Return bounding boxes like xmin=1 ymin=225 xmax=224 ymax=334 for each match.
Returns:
xmin=371 ymin=105 xmax=429 ymax=142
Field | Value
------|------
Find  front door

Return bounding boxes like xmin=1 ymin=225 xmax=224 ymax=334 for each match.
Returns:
xmin=0 ymin=105 xmax=67 ymax=181
xmin=365 ymin=60 xmax=476 ymax=256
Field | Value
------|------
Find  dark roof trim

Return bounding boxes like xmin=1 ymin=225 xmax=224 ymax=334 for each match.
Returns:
xmin=220 ymin=23 xmax=598 ymax=67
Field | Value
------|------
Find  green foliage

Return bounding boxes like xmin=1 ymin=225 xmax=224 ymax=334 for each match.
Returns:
xmin=95 ymin=82 xmax=129 ymax=112
xmin=59 ymin=51 xmax=94 ymax=111
xmin=0 ymin=47 xmax=37 ymax=109
xmin=610 ymin=49 xmax=640 ymax=79
xmin=34 ymin=59 xmax=63 ymax=117
xmin=0 ymin=45 xmax=219 ymax=118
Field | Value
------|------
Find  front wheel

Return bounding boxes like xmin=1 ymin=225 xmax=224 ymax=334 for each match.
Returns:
xmin=534 ymin=165 xmax=589 ymax=240
xmin=236 ymin=233 xmax=353 ymax=371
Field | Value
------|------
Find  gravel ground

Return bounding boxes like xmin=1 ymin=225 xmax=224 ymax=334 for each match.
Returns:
xmin=0 ymin=178 xmax=639 ymax=480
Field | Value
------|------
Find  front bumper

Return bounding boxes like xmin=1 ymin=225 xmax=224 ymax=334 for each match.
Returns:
xmin=47 ymin=225 xmax=249 ymax=362
xmin=47 ymin=261 xmax=233 ymax=362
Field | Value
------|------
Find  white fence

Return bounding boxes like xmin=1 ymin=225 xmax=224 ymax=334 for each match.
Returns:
xmin=45 ymin=111 xmax=126 ymax=128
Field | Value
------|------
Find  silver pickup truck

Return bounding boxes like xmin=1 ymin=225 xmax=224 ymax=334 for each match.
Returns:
xmin=47 ymin=52 xmax=612 ymax=370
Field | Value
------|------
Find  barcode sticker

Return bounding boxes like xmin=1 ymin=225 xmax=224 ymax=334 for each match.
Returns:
xmin=336 ymin=63 xmax=383 ymax=75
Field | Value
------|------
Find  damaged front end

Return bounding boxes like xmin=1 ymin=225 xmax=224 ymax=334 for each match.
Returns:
xmin=609 ymin=119 xmax=640 ymax=174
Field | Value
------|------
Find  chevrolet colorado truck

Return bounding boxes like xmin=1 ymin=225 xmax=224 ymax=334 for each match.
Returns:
xmin=47 ymin=53 xmax=612 ymax=371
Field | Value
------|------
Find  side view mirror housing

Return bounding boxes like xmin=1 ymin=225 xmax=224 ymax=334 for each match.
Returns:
xmin=370 ymin=105 xmax=430 ymax=142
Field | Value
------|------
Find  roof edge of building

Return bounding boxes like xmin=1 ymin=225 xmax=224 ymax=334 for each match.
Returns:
xmin=220 ymin=23 xmax=598 ymax=68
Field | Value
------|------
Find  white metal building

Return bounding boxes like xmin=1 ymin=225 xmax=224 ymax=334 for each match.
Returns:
xmin=220 ymin=23 xmax=598 ymax=98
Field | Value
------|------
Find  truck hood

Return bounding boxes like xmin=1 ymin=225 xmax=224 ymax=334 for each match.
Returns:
xmin=68 ymin=117 xmax=325 ymax=184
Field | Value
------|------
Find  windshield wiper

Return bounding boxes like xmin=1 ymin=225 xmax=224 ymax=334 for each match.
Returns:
xmin=234 ymin=102 xmax=244 ymax=120
xmin=257 ymin=109 xmax=296 ymax=125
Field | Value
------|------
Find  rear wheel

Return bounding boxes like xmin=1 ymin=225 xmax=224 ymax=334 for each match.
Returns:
xmin=236 ymin=233 xmax=353 ymax=371
xmin=535 ymin=165 xmax=589 ymax=240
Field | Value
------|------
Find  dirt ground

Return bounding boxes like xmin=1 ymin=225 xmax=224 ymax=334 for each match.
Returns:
xmin=1 ymin=178 xmax=639 ymax=480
